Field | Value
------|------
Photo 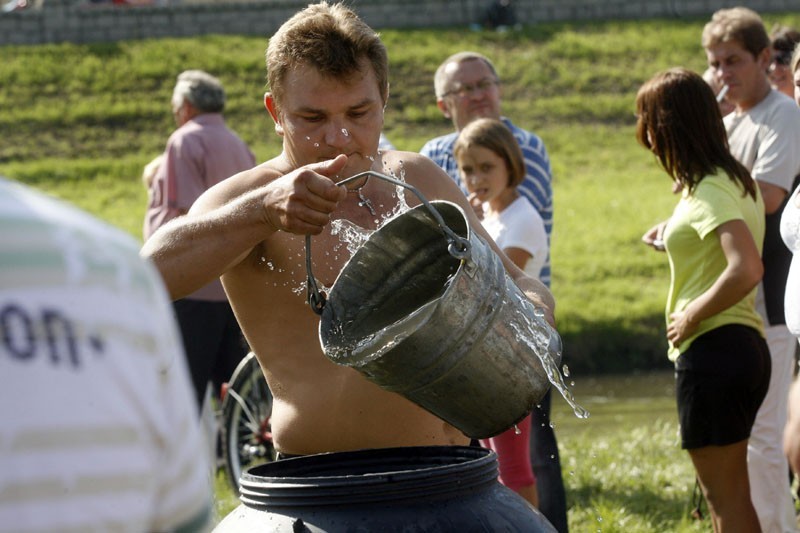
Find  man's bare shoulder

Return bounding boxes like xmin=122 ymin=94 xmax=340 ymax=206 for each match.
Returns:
xmin=190 ymin=157 xmax=287 ymax=214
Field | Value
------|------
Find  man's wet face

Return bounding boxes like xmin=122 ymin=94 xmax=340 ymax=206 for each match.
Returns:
xmin=273 ymin=62 xmax=385 ymax=178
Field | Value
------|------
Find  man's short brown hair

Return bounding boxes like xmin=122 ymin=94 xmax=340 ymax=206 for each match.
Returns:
xmin=702 ymin=7 xmax=770 ymax=58
xmin=266 ymin=2 xmax=389 ymax=106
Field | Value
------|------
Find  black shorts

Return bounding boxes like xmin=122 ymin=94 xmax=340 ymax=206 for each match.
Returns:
xmin=675 ymin=324 xmax=770 ymax=450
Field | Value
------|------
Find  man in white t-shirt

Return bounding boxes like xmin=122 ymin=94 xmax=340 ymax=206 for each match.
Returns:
xmin=0 ymin=178 xmax=213 ymax=532
xmin=703 ymin=8 xmax=800 ymax=532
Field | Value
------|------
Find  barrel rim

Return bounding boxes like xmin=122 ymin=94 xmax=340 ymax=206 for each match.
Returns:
xmin=237 ymin=446 xmax=499 ymax=508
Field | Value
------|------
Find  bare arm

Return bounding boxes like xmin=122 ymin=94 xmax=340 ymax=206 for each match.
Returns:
xmin=504 ymin=247 xmax=533 ymax=272
xmin=642 ymin=220 xmax=668 ymax=252
xmin=141 ymin=156 xmax=348 ymax=300
xmin=666 ymin=219 xmax=763 ymax=346
xmin=758 ymin=181 xmax=788 ymax=215
xmin=784 ymin=376 xmax=800 ymax=475
xmin=141 ymin=189 xmax=276 ymax=299
xmin=503 ymin=247 xmax=554 ymax=324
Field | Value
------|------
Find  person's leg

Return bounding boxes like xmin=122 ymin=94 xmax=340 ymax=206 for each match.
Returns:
xmin=173 ymin=298 xmax=226 ymax=410
xmin=676 ymin=325 xmax=771 ymax=531
xmin=748 ymin=324 xmax=797 ymax=533
xmin=481 ymin=414 xmax=538 ymax=508
xmin=210 ymin=301 xmax=250 ymax=400
xmin=529 ymin=390 xmax=568 ymax=532
xmin=689 ymin=440 xmax=761 ymax=533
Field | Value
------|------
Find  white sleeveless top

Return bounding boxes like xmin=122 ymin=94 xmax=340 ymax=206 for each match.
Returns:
xmin=781 ymin=185 xmax=800 ymax=336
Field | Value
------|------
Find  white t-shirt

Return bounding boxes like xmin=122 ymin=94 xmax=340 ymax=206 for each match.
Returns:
xmin=781 ymin=187 xmax=800 ymax=336
xmin=481 ymin=196 xmax=548 ymax=279
xmin=0 ymin=179 xmax=213 ymax=532
xmin=725 ymin=89 xmax=800 ymax=193
xmin=725 ymin=89 xmax=800 ymax=323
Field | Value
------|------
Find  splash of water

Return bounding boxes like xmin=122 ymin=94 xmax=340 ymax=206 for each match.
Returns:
xmin=330 ymin=219 xmax=374 ymax=256
xmin=510 ymin=293 xmax=590 ymax=420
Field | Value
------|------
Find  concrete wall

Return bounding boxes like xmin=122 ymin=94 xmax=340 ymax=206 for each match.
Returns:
xmin=2 ymin=0 xmax=800 ymax=46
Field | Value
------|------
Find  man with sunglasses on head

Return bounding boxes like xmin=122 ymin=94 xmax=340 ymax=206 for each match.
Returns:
xmin=420 ymin=51 xmax=567 ymax=533
xmin=768 ymin=24 xmax=800 ymax=99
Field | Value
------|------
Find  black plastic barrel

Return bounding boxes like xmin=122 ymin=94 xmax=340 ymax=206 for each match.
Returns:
xmin=213 ymin=446 xmax=556 ymax=532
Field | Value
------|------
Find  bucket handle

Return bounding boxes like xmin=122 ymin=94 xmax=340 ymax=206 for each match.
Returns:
xmin=306 ymin=170 xmax=472 ymax=315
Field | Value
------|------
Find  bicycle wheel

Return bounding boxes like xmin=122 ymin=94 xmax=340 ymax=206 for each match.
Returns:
xmin=221 ymin=352 xmax=275 ymax=494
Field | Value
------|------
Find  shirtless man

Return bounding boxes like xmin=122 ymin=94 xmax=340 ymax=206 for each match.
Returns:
xmin=140 ymin=1 xmax=555 ymax=457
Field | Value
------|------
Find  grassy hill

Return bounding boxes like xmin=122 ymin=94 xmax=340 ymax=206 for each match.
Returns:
xmin=3 ymin=12 xmax=799 ymax=373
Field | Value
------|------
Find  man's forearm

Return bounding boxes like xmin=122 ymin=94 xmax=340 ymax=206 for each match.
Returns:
xmin=141 ymin=194 xmax=271 ymax=299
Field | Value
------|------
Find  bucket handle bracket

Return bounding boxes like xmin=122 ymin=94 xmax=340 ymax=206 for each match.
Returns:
xmin=306 ymin=234 xmax=327 ymax=315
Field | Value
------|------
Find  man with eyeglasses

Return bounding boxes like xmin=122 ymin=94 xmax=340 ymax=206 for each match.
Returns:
xmin=420 ymin=51 xmax=567 ymax=533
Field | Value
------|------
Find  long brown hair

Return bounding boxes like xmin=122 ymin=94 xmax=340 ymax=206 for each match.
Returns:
xmin=635 ymin=67 xmax=756 ymax=199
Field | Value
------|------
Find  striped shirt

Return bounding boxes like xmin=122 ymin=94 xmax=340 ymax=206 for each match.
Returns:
xmin=0 ymin=178 xmax=213 ymax=533
xmin=420 ymin=117 xmax=553 ymax=286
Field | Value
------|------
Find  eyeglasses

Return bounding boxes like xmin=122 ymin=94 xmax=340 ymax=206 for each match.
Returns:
xmin=441 ymin=78 xmax=499 ymax=99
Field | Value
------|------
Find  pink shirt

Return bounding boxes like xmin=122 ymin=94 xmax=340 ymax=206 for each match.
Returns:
xmin=144 ymin=113 xmax=255 ymax=301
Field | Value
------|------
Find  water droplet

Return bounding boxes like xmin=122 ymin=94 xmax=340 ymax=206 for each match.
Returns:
xmin=341 ymin=128 xmax=349 ymax=137
xmin=513 ymin=424 xmax=521 ymax=435
xmin=313 ymin=142 xmax=320 ymax=148
xmin=562 ymin=364 xmax=570 ymax=377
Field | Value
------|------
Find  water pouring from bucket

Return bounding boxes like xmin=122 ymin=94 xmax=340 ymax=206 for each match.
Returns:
xmin=305 ymin=171 xmax=573 ymax=439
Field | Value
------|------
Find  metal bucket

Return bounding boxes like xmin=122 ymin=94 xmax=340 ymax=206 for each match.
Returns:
xmin=306 ymin=172 xmax=560 ymax=439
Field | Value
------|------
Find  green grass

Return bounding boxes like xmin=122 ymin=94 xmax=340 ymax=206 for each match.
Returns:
xmin=553 ymin=373 xmax=706 ymax=532
xmin=6 ymin=15 xmax=766 ymax=372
